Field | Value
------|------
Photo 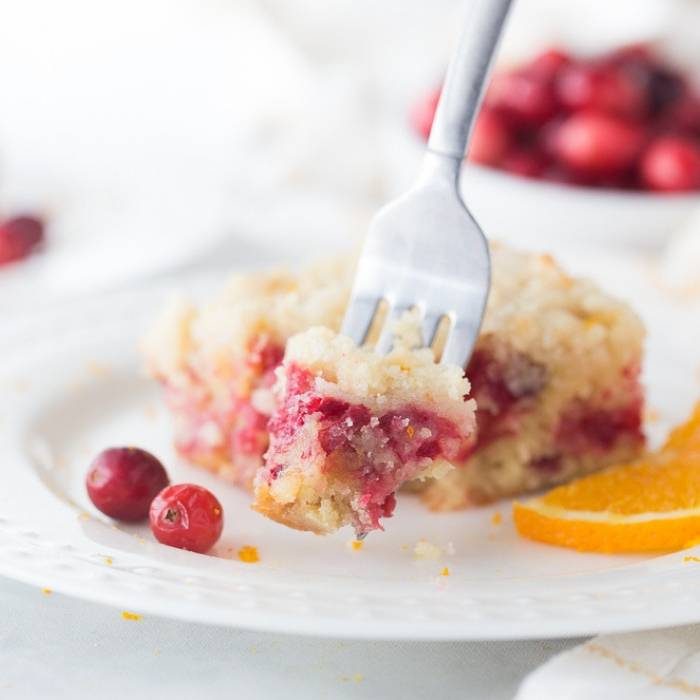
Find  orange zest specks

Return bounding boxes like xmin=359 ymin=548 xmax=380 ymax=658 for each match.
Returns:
xmin=406 ymin=425 xmax=415 ymax=439
xmin=341 ymin=674 xmax=364 ymax=683
xmin=237 ymin=545 xmax=260 ymax=563
xmin=514 ymin=402 xmax=700 ymax=554
xmin=440 ymin=567 xmax=450 ymax=576
xmin=121 ymin=611 xmax=142 ymax=621
xmin=103 ymin=556 xmax=113 ymax=566
xmin=490 ymin=511 xmax=503 ymax=526
xmin=684 ymin=556 xmax=700 ymax=563
xmin=41 ymin=587 xmax=52 ymax=596
xmin=350 ymin=540 xmax=363 ymax=551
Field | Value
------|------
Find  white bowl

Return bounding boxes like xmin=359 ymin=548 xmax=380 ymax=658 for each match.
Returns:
xmin=460 ymin=163 xmax=700 ymax=254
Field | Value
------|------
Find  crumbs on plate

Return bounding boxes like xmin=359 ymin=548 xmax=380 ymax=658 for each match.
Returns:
xmin=412 ymin=539 xmax=454 ymax=560
xmin=121 ymin=611 xmax=142 ymax=621
xmin=238 ymin=545 xmax=260 ymax=563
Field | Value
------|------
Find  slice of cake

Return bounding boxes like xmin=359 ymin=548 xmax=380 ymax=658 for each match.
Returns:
xmin=419 ymin=244 xmax=645 ymax=510
xmin=253 ymin=325 xmax=476 ymax=536
xmin=143 ymin=258 xmax=351 ymax=488
xmin=146 ymin=243 xmax=645 ymax=514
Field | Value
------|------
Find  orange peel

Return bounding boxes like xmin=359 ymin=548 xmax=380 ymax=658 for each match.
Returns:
xmin=514 ymin=402 xmax=700 ymax=553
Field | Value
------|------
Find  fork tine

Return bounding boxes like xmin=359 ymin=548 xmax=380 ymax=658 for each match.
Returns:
xmin=421 ymin=311 xmax=443 ymax=348
xmin=441 ymin=316 xmax=481 ymax=369
xmin=341 ymin=296 xmax=379 ymax=345
xmin=375 ymin=303 xmax=413 ymax=355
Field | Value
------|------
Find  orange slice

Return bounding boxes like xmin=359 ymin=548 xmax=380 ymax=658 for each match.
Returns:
xmin=663 ymin=402 xmax=700 ymax=453
xmin=514 ymin=402 xmax=700 ymax=553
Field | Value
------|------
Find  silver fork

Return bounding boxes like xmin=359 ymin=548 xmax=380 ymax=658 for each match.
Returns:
xmin=342 ymin=0 xmax=513 ymax=367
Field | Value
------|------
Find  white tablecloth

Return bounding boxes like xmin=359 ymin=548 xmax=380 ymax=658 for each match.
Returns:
xmin=0 ymin=576 xmax=582 ymax=700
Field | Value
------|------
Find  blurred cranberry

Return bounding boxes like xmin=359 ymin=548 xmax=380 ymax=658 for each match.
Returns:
xmin=486 ymin=70 xmax=557 ymax=127
xmin=609 ymin=44 xmax=686 ymax=116
xmin=467 ymin=108 xmax=512 ymax=165
xmin=552 ymin=112 xmax=645 ymax=176
xmin=0 ymin=216 xmax=44 ymax=266
xmin=556 ymin=62 xmax=648 ymax=118
xmin=648 ymin=68 xmax=687 ymax=116
xmin=538 ymin=117 xmax=567 ymax=158
xmin=640 ymin=136 xmax=700 ymax=192
xmin=528 ymin=48 xmax=571 ymax=81
xmin=661 ymin=94 xmax=700 ymax=135
xmin=542 ymin=165 xmax=591 ymax=187
xmin=607 ymin=43 xmax=657 ymax=70
xmin=410 ymin=87 xmax=440 ymax=140
xmin=501 ymin=148 xmax=549 ymax=178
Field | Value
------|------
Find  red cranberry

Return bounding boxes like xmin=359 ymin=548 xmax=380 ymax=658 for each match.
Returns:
xmin=556 ymin=400 xmax=643 ymax=454
xmin=555 ymin=62 xmax=647 ymax=119
xmin=527 ymin=48 xmax=571 ymax=81
xmin=541 ymin=165 xmax=590 ymax=186
xmin=501 ymin=147 xmax=549 ymax=178
xmin=647 ymin=67 xmax=687 ymax=116
xmin=486 ymin=70 xmax=557 ymax=127
xmin=467 ymin=108 xmax=512 ymax=165
xmin=149 ymin=484 xmax=223 ymax=553
xmin=0 ymin=215 xmax=44 ymax=266
xmin=552 ymin=112 xmax=645 ymax=176
xmin=608 ymin=43 xmax=656 ymax=70
xmin=410 ymin=87 xmax=440 ymax=140
xmin=310 ymin=396 xmax=350 ymax=419
xmin=661 ymin=95 xmax=700 ymax=135
xmin=640 ymin=136 xmax=700 ymax=192
xmin=86 ymin=447 xmax=170 ymax=521
xmin=381 ymin=493 xmax=397 ymax=518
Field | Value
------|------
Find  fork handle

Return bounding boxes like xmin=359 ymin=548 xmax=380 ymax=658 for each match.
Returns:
xmin=427 ymin=0 xmax=513 ymax=163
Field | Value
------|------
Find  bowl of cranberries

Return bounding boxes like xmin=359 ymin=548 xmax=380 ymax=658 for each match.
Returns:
xmin=411 ymin=44 xmax=700 ymax=249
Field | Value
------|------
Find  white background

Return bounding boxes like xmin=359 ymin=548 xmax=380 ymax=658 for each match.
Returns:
xmin=0 ymin=1 xmax=698 ymax=698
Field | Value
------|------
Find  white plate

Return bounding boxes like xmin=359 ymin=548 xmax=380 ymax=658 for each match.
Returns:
xmin=1 ymin=256 xmax=699 ymax=641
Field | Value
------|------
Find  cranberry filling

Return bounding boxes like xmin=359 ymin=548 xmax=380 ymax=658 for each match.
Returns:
xmin=466 ymin=347 xmax=547 ymax=449
xmin=555 ymin=363 xmax=644 ymax=455
xmin=166 ymin=338 xmax=286 ymax=482
xmin=529 ymin=454 xmax=563 ymax=474
xmin=266 ymin=364 xmax=472 ymax=531
xmin=555 ymin=398 xmax=643 ymax=454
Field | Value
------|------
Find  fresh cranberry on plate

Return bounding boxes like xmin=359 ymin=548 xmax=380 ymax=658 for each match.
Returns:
xmin=149 ymin=484 xmax=223 ymax=553
xmin=86 ymin=447 xmax=170 ymax=521
xmin=0 ymin=215 xmax=44 ymax=266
